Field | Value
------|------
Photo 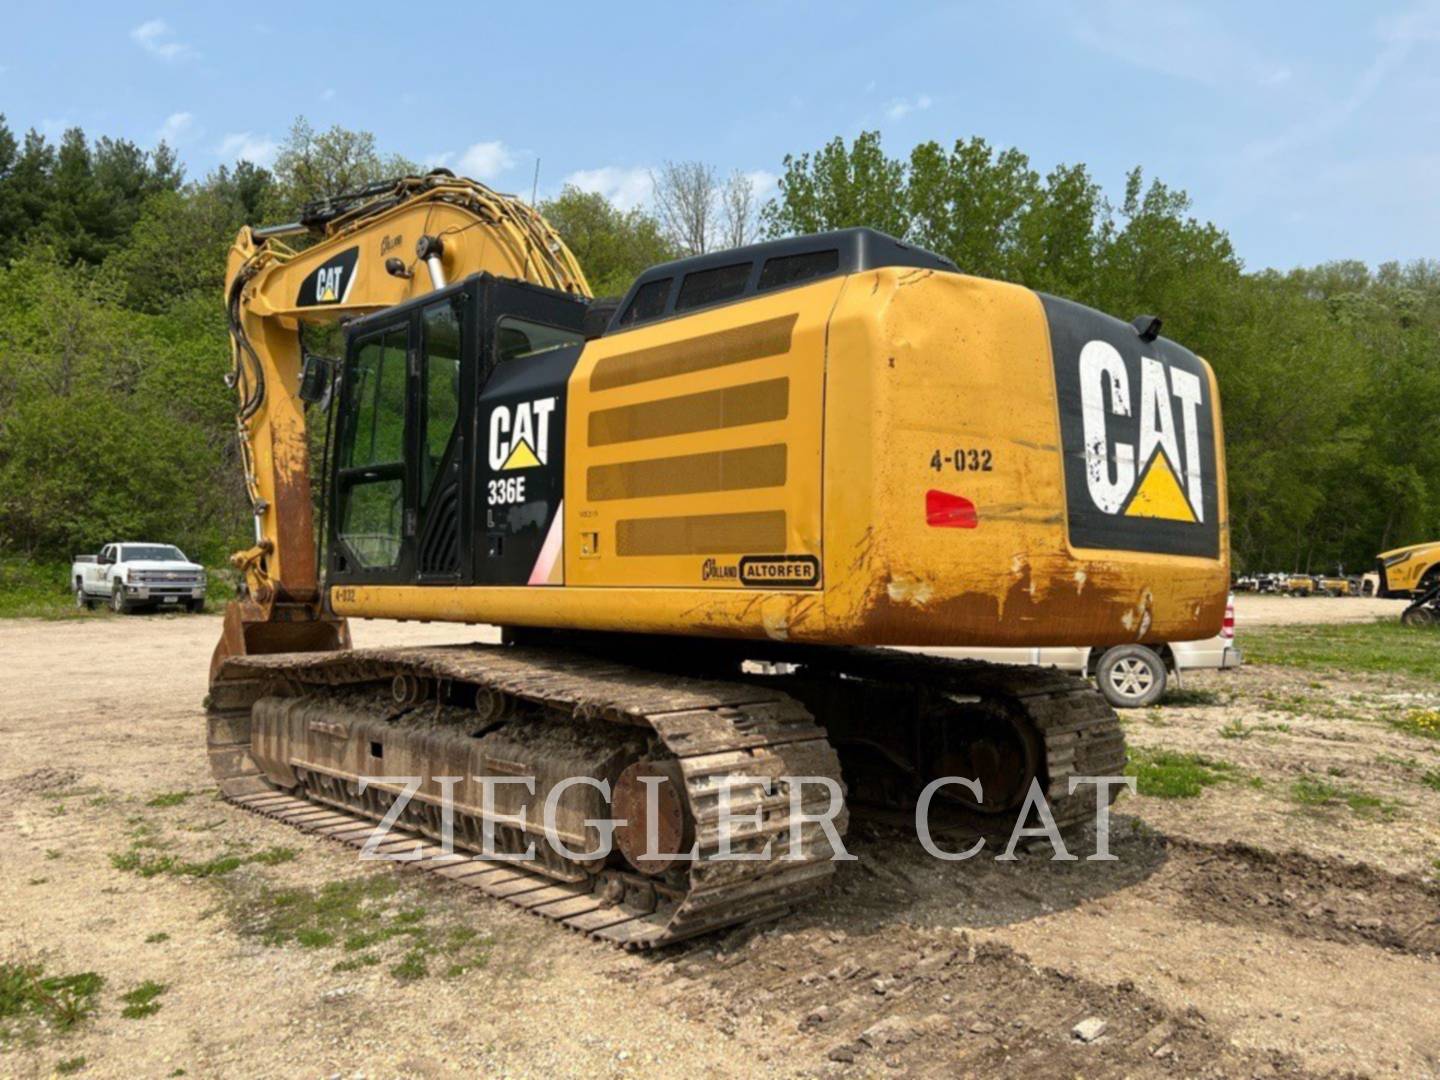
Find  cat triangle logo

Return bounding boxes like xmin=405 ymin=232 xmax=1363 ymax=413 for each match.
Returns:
xmin=500 ymin=439 xmax=541 ymax=471
xmin=1124 ymin=450 xmax=1196 ymax=523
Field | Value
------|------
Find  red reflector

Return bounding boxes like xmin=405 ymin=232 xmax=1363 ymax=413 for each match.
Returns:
xmin=926 ymin=489 xmax=978 ymax=529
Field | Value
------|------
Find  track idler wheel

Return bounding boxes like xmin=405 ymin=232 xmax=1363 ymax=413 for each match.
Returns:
xmin=612 ymin=759 xmax=695 ymax=876
xmin=933 ymin=700 xmax=1042 ymax=815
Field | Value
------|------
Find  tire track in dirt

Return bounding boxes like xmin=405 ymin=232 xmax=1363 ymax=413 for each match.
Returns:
xmin=1160 ymin=838 xmax=1440 ymax=958
xmin=615 ymin=923 xmax=1317 ymax=1078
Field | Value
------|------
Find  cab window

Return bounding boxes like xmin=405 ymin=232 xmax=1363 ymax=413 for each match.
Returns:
xmin=616 ymin=277 xmax=672 ymax=327
xmin=495 ymin=317 xmax=583 ymax=365
xmin=675 ymin=262 xmax=751 ymax=312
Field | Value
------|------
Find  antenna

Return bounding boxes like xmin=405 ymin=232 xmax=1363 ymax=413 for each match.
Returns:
xmin=531 ymin=158 xmax=541 ymax=206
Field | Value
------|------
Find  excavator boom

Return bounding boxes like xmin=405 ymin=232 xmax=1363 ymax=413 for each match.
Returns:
xmin=213 ymin=173 xmax=589 ymax=674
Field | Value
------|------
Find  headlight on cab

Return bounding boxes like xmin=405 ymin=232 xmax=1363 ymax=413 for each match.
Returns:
xmin=1383 ymin=552 xmax=1413 ymax=567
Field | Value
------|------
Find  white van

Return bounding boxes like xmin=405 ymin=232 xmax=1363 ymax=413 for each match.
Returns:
xmin=906 ymin=596 xmax=1241 ymax=709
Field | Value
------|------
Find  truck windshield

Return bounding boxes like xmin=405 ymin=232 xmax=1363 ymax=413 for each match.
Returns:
xmin=122 ymin=545 xmax=186 ymax=562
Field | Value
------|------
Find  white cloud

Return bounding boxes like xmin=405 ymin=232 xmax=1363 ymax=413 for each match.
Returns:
xmin=744 ymin=169 xmax=780 ymax=204
xmin=217 ymin=132 xmax=279 ymax=168
xmin=1068 ymin=1 xmax=1295 ymax=90
xmin=1241 ymin=10 xmax=1422 ymax=166
xmin=156 ymin=111 xmax=195 ymax=146
xmin=130 ymin=19 xmax=193 ymax=61
xmin=423 ymin=151 xmax=455 ymax=169
xmin=885 ymin=93 xmax=933 ymax=121
xmin=456 ymin=140 xmax=516 ymax=180
xmin=563 ymin=165 xmax=655 ymax=211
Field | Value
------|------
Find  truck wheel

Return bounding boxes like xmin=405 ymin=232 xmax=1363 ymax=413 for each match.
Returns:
xmin=110 ymin=582 xmax=132 ymax=615
xmin=74 ymin=583 xmax=92 ymax=610
xmin=1401 ymin=605 xmax=1436 ymax=628
xmin=187 ymin=598 xmax=206 ymax=614
xmin=1096 ymin=645 xmax=1168 ymax=708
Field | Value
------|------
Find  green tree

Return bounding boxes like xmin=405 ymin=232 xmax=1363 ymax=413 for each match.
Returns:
xmin=905 ymin=137 xmax=1038 ymax=279
xmin=272 ymin=117 xmax=417 ymax=213
xmin=538 ymin=185 xmax=674 ymax=297
xmin=762 ymin=131 xmax=908 ymax=239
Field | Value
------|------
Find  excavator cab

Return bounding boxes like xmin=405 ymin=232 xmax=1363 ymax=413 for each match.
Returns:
xmin=328 ymin=273 xmax=587 ymax=593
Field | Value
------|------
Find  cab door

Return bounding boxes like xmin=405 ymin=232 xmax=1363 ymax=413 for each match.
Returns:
xmin=413 ymin=294 xmax=468 ymax=580
xmin=332 ymin=321 xmax=414 ymax=582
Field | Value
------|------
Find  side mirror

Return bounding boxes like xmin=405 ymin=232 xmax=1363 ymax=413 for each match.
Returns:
xmin=300 ymin=353 xmax=336 ymax=406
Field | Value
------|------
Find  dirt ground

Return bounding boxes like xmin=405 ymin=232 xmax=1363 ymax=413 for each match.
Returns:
xmin=2 ymin=609 xmax=1438 ymax=1079
xmin=1232 ymin=594 xmax=1407 ymax=628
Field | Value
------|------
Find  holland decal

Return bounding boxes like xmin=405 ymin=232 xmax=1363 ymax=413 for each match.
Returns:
xmin=488 ymin=397 xmax=556 ymax=472
xmin=1045 ymin=295 xmax=1219 ymax=558
xmin=296 ymin=247 xmax=360 ymax=307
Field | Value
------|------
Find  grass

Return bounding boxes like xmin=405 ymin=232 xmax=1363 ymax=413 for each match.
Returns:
xmin=224 ymin=876 xmax=491 ymax=982
xmin=1224 ymin=717 xmax=1296 ymax=740
xmin=145 ymin=791 xmax=193 ymax=808
xmin=0 ymin=962 xmax=105 ymax=1041
xmin=56 ymin=1057 xmax=87 ymax=1074
xmin=0 ymin=554 xmax=236 ymax=620
xmin=1244 ymin=620 xmax=1440 ymax=681
xmin=118 ymin=980 xmax=167 ymax=1020
xmin=110 ymin=845 xmax=296 ymax=879
xmin=143 ymin=933 xmax=169 ymax=945
xmin=1127 ymin=747 xmax=1239 ymax=798
xmin=1289 ymin=776 xmax=1401 ymax=819
xmin=1389 ymin=708 xmax=1440 ymax=740
xmin=1421 ymin=770 xmax=1440 ymax=793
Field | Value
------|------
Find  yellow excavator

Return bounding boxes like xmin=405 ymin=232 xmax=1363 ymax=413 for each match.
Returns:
xmin=206 ymin=171 xmax=1229 ymax=948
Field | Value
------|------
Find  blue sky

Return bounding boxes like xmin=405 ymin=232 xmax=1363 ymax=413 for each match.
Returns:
xmin=3 ymin=1 xmax=1437 ymax=271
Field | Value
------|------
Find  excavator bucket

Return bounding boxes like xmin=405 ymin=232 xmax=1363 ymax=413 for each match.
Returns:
xmin=208 ymin=599 xmax=350 ymax=687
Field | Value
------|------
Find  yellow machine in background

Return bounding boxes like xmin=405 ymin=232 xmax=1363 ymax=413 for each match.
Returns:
xmin=206 ymin=172 xmax=1229 ymax=948
xmin=1376 ymin=540 xmax=1440 ymax=625
xmin=1284 ymin=575 xmax=1316 ymax=596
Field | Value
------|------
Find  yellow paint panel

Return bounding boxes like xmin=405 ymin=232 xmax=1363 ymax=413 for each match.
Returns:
xmin=565 ymin=279 xmax=837 ymax=589
xmin=588 ymin=315 xmax=797 ymax=392
xmin=586 ymin=444 xmax=786 ymax=501
xmin=587 ymin=378 xmax=789 ymax=447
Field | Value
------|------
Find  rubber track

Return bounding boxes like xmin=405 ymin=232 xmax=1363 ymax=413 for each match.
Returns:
xmin=207 ymin=644 xmax=1122 ymax=948
xmin=208 ymin=644 xmax=845 ymax=950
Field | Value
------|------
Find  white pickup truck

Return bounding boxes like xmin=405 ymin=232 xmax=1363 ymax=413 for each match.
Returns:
xmin=72 ymin=542 xmax=208 ymax=614
xmin=907 ymin=596 xmax=1242 ymax=709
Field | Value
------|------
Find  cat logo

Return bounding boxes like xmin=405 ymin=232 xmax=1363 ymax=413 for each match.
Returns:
xmin=316 ymin=266 xmax=344 ymax=302
xmin=1079 ymin=342 xmax=1205 ymax=524
xmin=488 ymin=397 xmax=556 ymax=471
xmin=1045 ymin=295 xmax=1219 ymax=558
xmin=296 ymin=247 xmax=359 ymax=307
